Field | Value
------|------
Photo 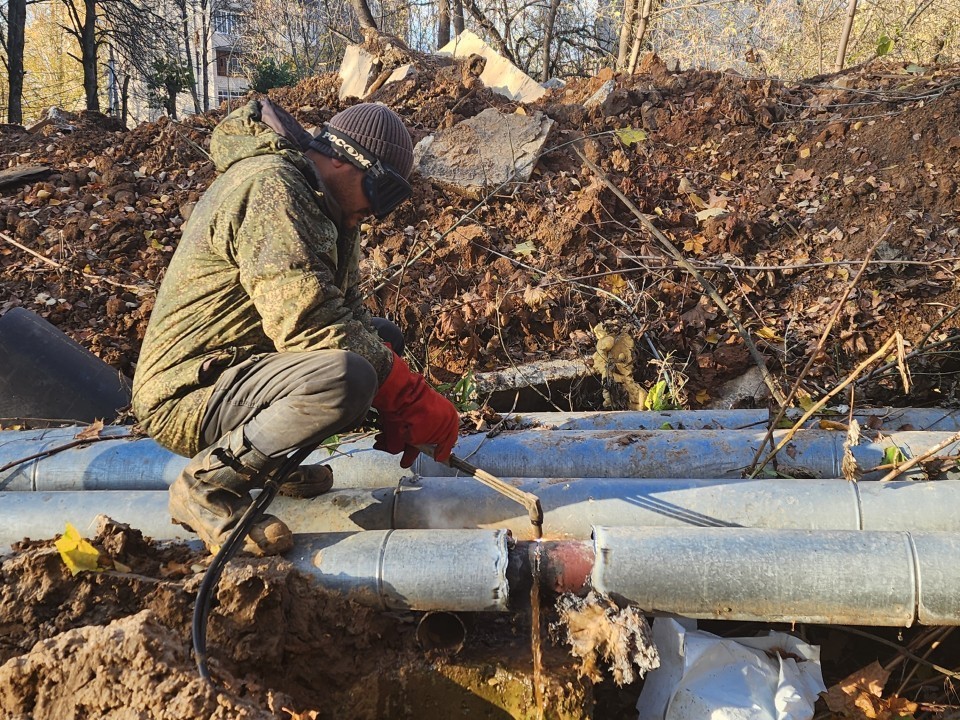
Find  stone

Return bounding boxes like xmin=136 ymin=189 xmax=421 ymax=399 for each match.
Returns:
xmin=413 ymin=108 xmax=553 ymax=196
xmin=438 ymin=30 xmax=545 ymax=103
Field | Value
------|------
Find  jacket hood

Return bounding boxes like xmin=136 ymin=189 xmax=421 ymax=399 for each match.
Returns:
xmin=210 ymin=100 xmax=318 ymax=182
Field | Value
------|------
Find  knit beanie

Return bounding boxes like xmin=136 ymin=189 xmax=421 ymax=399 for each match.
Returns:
xmin=326 ymin=103 xmax=414 ymax=179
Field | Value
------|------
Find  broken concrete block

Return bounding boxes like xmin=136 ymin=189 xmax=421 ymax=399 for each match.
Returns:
xmin=438 ymin=30 xmax=545 ymax=103
xmin=414 ymin=108 xmax=553 ymax=196
xmin=338 ymin=44 xmax=381 ymax=100
xmin=583 ymin=79 xmax=615 ymax=111
xmin=385 ymin=63 xmax=417 ymax=86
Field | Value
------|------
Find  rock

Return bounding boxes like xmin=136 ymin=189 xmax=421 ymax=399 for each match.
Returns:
xmin=706 ymin=366 xmax=771 ymax=409
xmin=338 ymin=44 xmax=381 ymax=101
xmin=438 ymin=30 xmax=546 ymax=103
xmin=413 ymin=108 xmax=553 ymax=196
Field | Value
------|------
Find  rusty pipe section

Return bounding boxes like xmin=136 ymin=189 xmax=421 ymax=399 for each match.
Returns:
xmin=5 ymin=422 xmax=960 ymax=491
xmin=287 ymin=527 xmax=960 ymax=625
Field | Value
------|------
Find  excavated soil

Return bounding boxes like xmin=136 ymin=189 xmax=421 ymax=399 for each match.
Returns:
xmin=0 ymin=519 xmax=424 ymax=718
xmin=1 ymin=50 xmax=958 ymax=411
xmin=2 ymin=44 xmax=960 ymax=718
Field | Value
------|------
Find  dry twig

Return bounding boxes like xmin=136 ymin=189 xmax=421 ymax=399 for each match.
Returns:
xmin=747 ymin=230 xmax=889 ymax=474
xmin=876 ymin=430 xmax=960 ymax=483
xmin=0 ymin=231 xmax=148 ymax=294
xmin=748 ymin=332 xmax=902 ymax=478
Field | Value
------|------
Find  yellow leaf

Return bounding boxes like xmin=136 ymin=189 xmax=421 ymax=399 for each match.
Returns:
xmin=615 ymin=127 xmax=647 ymax=147
xmin=55 ymin=523 xmax=103 ymax=576
xmin=705 ymin=331 xmax=720 ymax=343
xmin=606 ymin=273 xmax=628 ymax=297
xmin=696 ymin=207 xmax=728 ymax=222
xmin=688 ymin=193 xmax=708 ymax=210
xmin=695 ymin=389 xmax=710 ymax=403
xmin=799 ymin=147 xmax=811 ymax=158
xmin=796 ymin=391 xmax=816 ymax=412
xmin=756 ymin=326 xmax=782 ymax=341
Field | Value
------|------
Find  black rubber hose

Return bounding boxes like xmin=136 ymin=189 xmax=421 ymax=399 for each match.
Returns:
xmin=192 ymin=444 xmax=316 ymax=683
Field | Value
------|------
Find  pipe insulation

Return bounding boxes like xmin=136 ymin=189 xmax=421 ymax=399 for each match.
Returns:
xmin=515 ymin=408 xmax=960 ymax=431
xmin=3 ymin=426 xmax=960 ymax=490
xmin=4 ymin=479 xmax=960 ymax=549
xmin=590 ymin=526 xmax=960 ymax=626
xmin=288 ymin=530 xmax=511 ymax=612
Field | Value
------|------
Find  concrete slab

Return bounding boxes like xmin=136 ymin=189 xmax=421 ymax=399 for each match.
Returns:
xmin=438 ymin=30 xmax=546 ymax=103
xmin=413 ymin=108 xmax=553 ymax=196
xmin=338 ymin=44 xmax=381 ymax=100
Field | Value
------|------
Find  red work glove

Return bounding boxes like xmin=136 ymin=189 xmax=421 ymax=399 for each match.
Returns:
xmin=372 ymin=353 xmax=460 ymax=468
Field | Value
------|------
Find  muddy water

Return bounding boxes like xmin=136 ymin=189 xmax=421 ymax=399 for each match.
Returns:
xmin=531 ymin=540 xmax=545 ymax=719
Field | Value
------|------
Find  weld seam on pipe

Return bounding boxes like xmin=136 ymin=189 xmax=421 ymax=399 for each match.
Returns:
xmin=376 ymin=529 xmax=391 ymax=609
xmin=852 ymin=479 xmax=864 ymax=531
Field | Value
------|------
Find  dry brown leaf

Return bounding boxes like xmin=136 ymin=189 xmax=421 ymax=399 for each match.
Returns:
xmin=74 ymin=419 xmax=105 ymax=441
xmin=823 ymin=660 xmax=913 ymax=719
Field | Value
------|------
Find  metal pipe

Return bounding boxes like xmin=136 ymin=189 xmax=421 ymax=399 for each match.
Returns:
xmin=2 ymin=425 xmax=959 ymax=490
xmin=511 ymin=410 xmax=768 ymax=430
xmin=6 ymin=479 xmax=960 ymax=549
xmin=288 ymin=529 xmax=510 ymax=611
xmin=590 ymin=526 xmax=960 ymax=626
xmin=416 ymin=612 xmax=467 ymax=654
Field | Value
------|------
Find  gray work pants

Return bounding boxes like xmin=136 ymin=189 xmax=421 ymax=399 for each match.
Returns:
xmin=199 ymin=319 xmax=402 ymax=458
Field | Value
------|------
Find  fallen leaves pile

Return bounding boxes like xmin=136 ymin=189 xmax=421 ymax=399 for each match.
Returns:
xmin=1 ymin=51 xmax=958 ymax=411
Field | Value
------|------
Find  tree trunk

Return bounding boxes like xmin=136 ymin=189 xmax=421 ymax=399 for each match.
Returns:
xmin=121 ymin=73 xmax=130 ymax=125
xmin=200 ymin=10 xmax=210 ymax=112
xmin=451 ymin=0 xmax=464 ymax=35
xmin=461 ymin=0 xmax=515 ymax=62
xmin=616 ymin=0 xmax=637 ymax=71
xmin=181 ymin=5 xmax=201 ymax=114
xmin=437 ymin=0 xmax=451 ymax=47
xmin=834 ymin=0 xmax=857 ymax=72
xmin=81 ymin=0 xmax=100 ymax=112
xmin=540 ymin=0 xmax=561 ymax=81
xmin=6 ymin=0 xmax=26 ymax=124
xmin=626 ymin=0 xmax=654 ymax=73
xmin=350 ymin=0 xmax=378 ymax=31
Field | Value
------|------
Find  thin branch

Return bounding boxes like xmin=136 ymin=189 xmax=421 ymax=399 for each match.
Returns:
xmin=877 ymin=430 xmax=960 ymax=483
xmin=0 ymin=433 xmax=133 ymax=474
xmin=747 ymin=229 xmax=889 ymax=475
xmin=748 ymin=332 xmax=901 ymax=478
xmin=0 ymin=231 xmax=151 ymax=294
xmin=827 ymin=625 xmax=960 ymax=682
xmin=575 ymin=147 xmax=787 ymax=406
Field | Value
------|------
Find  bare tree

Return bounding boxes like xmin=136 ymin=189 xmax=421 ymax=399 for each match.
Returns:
xmin=3 ymin=0 xmax=26 ymax=122
xmin=539 ymin=0 xmax=561 ymax=79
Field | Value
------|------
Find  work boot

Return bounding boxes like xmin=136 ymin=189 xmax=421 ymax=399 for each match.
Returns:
xmin=278 ymin=464 xmax=334 ymax=498
xmin=169 ymin=427 xmax=293 ymax=556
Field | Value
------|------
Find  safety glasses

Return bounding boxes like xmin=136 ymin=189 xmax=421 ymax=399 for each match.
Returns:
xmin=315 ymin=126 xmax=413 ymax=219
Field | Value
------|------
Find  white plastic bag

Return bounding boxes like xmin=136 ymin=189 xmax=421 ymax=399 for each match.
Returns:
xmin=636 ymin=617 xmax=826 ymax=720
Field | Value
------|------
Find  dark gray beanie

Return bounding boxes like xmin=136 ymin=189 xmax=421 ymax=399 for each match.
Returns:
xmin=327 ymin=103 xmax=414 ymax=179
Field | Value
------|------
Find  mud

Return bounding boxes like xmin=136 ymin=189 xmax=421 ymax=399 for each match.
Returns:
xmin=0 ymin=519 xmax=603 ymax=719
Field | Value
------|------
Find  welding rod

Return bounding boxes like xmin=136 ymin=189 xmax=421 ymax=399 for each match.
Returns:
xmin=417 ymin=445 xmax=544 ymax=539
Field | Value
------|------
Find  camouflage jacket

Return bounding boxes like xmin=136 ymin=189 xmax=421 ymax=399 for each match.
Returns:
xmin=132 ymin=100 xmax=393 ymax=457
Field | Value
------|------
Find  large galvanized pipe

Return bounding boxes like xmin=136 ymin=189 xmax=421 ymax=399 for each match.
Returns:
xmin=4 ymin=479 xmax=960 ymax=549
xmin=590 ymin=526 xmax=960 ymax=626
xmin=2 ymin=425 xmax=959 ymax=491
xmin=516 ymin=408 xmax=960 ymax=431
xmin=287 ymin=530 xmax=511 ymax=611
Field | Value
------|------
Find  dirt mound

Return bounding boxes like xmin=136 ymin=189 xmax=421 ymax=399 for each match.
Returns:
xmin=0 ymin=520 xmax=420 ymax=718
xmin=1 ymin=54 xmax=958 ymax=410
